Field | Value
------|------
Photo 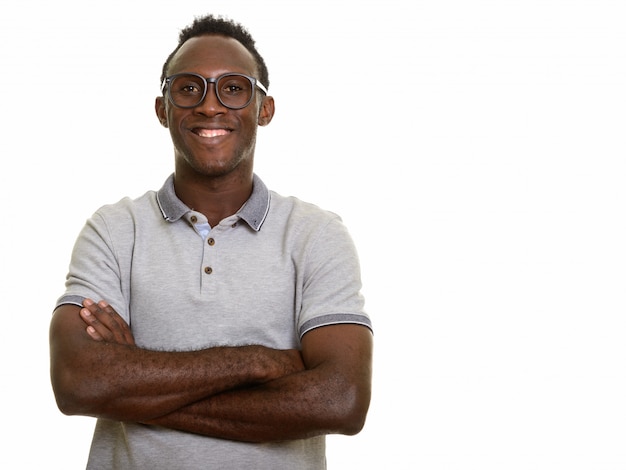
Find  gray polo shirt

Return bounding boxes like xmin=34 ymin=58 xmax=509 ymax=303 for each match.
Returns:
xmin=56 ymin=173 xmax=371 ymax=470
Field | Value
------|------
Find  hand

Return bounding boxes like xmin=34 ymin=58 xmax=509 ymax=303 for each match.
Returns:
xmin=80 ymin=298 xmax=136 ymax=346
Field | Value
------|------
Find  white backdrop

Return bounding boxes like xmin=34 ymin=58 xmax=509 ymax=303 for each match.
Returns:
xmin=1 ymin=1 xmax=625 ymax=468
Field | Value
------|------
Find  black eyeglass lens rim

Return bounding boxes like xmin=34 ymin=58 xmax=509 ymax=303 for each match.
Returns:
xmin=165 ymin=73 xmax=256 ymax=109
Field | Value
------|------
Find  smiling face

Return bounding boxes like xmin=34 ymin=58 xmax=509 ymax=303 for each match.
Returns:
xmin=156 ymin=35 xmax=274 ymax=181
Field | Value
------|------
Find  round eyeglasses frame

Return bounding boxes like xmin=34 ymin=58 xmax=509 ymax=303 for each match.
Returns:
xmin=161 ymin=72 xmax=268 ymax=110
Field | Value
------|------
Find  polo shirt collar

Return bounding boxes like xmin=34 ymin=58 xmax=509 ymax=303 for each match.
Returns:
xmin=156 ymin=173 xmax=270 ymax=231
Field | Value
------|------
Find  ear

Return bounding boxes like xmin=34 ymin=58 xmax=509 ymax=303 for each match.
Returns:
xmin=155 ymin=96 xmax=168 ymax=128
xmin=258 ymin=96 xmax=275 ymax=127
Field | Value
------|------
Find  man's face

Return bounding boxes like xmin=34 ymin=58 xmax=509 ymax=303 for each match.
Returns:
xmin=156 ymin=35 xmax=273 ymax=179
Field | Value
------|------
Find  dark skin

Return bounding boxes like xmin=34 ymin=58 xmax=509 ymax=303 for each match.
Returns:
xmin=157 ymin=35 xmax=275 ymax=225
xmin=49 ymin=34 xmax=373 ymax=442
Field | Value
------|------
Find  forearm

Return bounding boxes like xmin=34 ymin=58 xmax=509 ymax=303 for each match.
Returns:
xmin=50 ymin=305 xmax=303 ymax=422
xmin=146 ymin=357 xmax=370 ymax=442
xmin=55 ymin=342 xmax=284 ymax=421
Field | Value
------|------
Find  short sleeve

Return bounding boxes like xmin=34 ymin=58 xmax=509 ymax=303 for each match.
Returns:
xmin=55 ymin=208 xmax=130 ymax=322
xmin=297 ymin=215 xmax=372 ymax=338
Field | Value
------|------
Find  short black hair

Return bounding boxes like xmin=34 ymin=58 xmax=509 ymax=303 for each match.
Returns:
xmin=160 ymin=14 xmax=270 ymax=90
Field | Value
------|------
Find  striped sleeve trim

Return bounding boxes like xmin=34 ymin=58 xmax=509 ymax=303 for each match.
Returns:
xmin=299 ymin=314 xmax=373 ymax=339
xmin=54 ymin=294 xmax=87 ymax=310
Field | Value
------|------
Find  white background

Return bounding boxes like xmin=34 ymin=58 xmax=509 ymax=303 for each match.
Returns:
xmin=1 ymin=0 xmax=625 ymax=468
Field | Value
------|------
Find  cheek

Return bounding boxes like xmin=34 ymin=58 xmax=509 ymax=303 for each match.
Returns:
xmin=166 ymin=109 xmax=191 ymax=137
xmin=240 ymin=119 xmax=260 ymax=148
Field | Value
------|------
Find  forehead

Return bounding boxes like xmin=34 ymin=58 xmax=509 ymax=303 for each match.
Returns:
xmin=168 ymin=35 xmax=257 ymax=77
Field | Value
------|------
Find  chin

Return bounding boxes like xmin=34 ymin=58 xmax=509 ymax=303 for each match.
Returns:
xmin=177 ymin=149 xmax=252 ymax=179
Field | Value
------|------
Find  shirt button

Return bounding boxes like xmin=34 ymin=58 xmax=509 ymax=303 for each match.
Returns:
xmin=190 ymin=215 xmax=198 ymax=223
xmin=207 ymin=238 xmax=215 ymax=246
xmin=204 ymin=266 xmax=213 ymax=274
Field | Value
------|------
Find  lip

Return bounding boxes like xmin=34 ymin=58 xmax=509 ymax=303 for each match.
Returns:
xmin=186 ymin=120 xmax=234 ymax=139
xmin=191 ymin=127 xmax=232 ymax=139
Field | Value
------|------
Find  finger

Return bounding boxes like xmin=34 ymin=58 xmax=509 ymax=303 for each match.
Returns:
xmin=80 ymin=301 xmax=115 ymax=342
xmin=80 ymin=299 xmax=135 ymax=345
xmin=81 ymin=300 xmax=121 ymax=342
xmin=86 ymin=325 xmax=104 ymax=341
xmin=97 ymin=301 xmax=135 ymax=345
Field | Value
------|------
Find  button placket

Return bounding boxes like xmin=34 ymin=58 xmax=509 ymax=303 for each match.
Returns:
xmin=204 ymin=234 xmax=215 ymax=275
xmin=204 ymin=237 xmax=215 ymax=274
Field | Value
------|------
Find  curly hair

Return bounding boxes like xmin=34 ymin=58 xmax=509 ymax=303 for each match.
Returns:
xmin=160 ymin=14 xmax=270 ymax=91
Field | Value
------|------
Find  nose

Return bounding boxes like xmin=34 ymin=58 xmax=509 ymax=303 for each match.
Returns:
xmin=194 ymin=83 xmax=226 ymax=115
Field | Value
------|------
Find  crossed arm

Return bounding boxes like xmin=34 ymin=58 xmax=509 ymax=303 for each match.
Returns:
xmin=49 ymin=299 xmax=373 ymax=442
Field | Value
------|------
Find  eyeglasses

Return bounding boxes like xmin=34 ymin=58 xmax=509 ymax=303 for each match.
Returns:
xmin=161 ymin=72 xmax=268 ymax=110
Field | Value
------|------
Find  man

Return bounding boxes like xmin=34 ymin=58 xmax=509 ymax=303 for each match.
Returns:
xmin=50 ymin=14 xmax=373 ymax=470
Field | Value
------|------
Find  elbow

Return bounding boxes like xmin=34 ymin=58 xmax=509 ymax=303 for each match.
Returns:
xmin=52 ymin=383 xmax=84 ymax=417
xmin=329 ymin=384 xmax=371 ymax=436
xmin=50 ymin=366 xmax=103 ymax=417
xmin=342 ymin=395 xmax=370 ymax=436
xmin=53 ymin=390 xmax=83 ymax=417
xmin=51 ymin=365 xmax=78 ymax=415
xmin=342 ymin=412 xmax=368 ymax=436
xmin=51 ymin=382 xmax=84 ymax=417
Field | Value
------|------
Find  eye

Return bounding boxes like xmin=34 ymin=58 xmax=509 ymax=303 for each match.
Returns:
xmin=220 ymin=76 xmax=251 ymax=96
xmin=178 ymin=83 xmax=202 ymax=95
xmin=170 ymin=76 xmax=204 ymax=96
xmin=224 ymin=84 xmax=243 ymax=94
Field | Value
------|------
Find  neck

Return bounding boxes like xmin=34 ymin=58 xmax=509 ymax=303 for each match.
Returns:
xmin=173 ymin=169 xmax=254 ymax=227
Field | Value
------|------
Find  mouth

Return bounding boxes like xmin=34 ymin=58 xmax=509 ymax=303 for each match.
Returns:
xmin=191 ymin=127 xmax=232 ymax=139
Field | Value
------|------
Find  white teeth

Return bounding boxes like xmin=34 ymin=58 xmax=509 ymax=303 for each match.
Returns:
xmin=197 ymin=129 xmax=228 ymax=138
